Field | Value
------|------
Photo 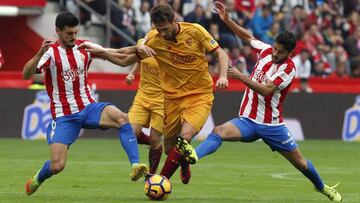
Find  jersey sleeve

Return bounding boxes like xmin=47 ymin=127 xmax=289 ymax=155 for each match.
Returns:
xmin=270 ymin=63 xmax=296 ymax=90
xmin=193 ymin=24 xmax=220 ymax=52
xmin=250 ymin=39 xmax=272 ymax=55
xmin=36 ymin=48 xmax=52 ymax=73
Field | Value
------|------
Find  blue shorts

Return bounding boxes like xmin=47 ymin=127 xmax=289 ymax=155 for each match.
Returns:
xmin=46 ymin=102 xmax=111 ymax=146
xmin=230 ymin=117 xmax=298 ymax=152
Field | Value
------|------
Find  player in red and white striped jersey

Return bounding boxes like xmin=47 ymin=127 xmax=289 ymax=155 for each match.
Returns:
xmin=176 ymin=2 xmax=342 ymax=202
xmin=22 ymin=12 xmax=151 ymax=196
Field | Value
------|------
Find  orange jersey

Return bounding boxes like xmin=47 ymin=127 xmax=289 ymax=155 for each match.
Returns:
xmin=137 ymin=39 xmax=163 ymax=103
xmin=144 ymin=22 xmax=219 ymax=99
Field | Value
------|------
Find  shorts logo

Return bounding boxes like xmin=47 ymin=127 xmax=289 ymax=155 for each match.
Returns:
xmin=50 ymin=120 xmax=56 ymax=140
xmin=282 ymin=132 xmax=295 ymax=145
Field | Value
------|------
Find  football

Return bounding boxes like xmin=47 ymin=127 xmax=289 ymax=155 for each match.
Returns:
xmin=144 ymin=174 xmax=172 ymax=200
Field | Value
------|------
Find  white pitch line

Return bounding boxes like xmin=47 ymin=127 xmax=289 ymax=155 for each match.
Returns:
xmin=270 ymin=172 xmax=305 ymax=181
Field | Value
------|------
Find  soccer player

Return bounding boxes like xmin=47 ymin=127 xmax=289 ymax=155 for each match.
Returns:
xmin=22 ymin=12 xmax=150 ymax=196
xmin=125 ymin=38 xmax=163 ymax=174
xmin=176 ymin=2 xmax=342 ymax=201
xmin=80 ymin=4 xmax=230 ymax=184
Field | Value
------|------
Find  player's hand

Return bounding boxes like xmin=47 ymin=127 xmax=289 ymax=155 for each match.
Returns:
xmin=216 ymin=76 xmax=228 ymax=91
xmin=78 ymin=42 xmax=105 ymax=55
xmin=214 ymin=1 xmax=229 ymax=22
xmin=137 ymin=45 xmax=156 ymax=57
xmin=39 ymin=39 xmax=54 ymax=55
xmin=125 ymin=73 xmax=135 ymax=85
xmin=227 ymin=64 xmax=243 ymax=80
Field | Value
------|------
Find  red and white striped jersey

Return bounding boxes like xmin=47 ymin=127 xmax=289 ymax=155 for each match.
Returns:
xmin=239 ymin=40 xmax=296 ymax=125
xmin=37 ymin=40 xmax=95 ymax=119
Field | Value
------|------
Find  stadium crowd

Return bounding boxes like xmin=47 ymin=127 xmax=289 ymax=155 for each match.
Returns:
xmin=61 ymin=0 xmax=360 ymax=80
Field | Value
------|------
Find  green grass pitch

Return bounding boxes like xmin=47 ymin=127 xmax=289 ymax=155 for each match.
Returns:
xmin=0 ymin=139 xmax=359 ymax=202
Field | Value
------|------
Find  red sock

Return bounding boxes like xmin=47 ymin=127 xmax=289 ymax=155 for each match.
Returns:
xmin=179 ymin=157 xmax=191 ymax=184
xmin=160 ymin=147 xmax=182 ymax=179
xmin=137 ymin=131 xmax=150 ymax=145
xmin=149 ymin=146 xmax=163 ymax=174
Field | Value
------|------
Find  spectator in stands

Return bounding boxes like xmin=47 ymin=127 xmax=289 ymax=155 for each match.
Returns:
xmin=0 ymin=47 xmax=4 ymax=69
xmin=136 ymin=0 xmax=152 ymax=38
xmin=79 ymin=0 xmax=106 ymax=25
xmin=294 ymin=49 xmax=312 ymax=79
xmin=242 ymin=43 xmax=257 ymax=74
xmin=229 ymin=48 xmax=249 ymax=76
xmin=287 ymin=5 xmax=307 ymax=35
xmin=293 ymin=49 xmax=312 ymax=93
xmin=121 ymin=0 xmax=138 ymax=38
xmin=312 ymin=61 xmax=329 ymax=77
xmin=208 ymin=23 xmax=220 ymax=42
xmin=111 ymin=0 xmax=138 ymax=47
xmin=328 ymin=44 xmax=349 ymax=73
xmin=212 ymin=0 xmax=241 ymax=49
xmin=170 ymin=0 xmax=184 ymax=22
xmin=249 ymin=3 xmax=273 ymax=40
xmin=262 ymin=22 xmax=281 ymax=45
xmin=184 ymin=4 xmax=208 ymax=26
xmin=234 ymin=0 xmax=256 ymax=27
xmin=329 ymin=61 xmax=350 ymax=79
xmin=345 ymin=26 xmax=360 ymax=77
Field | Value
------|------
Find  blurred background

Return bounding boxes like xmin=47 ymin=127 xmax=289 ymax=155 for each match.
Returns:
xmin=0 ymin=0 xmax=359 ymax=141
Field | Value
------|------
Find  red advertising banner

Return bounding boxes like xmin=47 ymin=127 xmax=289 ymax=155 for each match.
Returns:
xmin=0 ymin=0 xmax=46 ymax=7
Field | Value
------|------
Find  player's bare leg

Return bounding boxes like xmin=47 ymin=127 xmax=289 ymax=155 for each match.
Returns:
xmin=177 ymin=122 xmax=241 ymax=164
xmin=149 ymin=128 xmax=163 ymax=174
xmin=177 ymin=121 xmax=197 ymax=184
xmin=160 ymin=135 xmax=181 ymax=179
xmin=26 ymin=143 xmax=67 ymax=195
xmin=100 ymin=106 xmax=148 ymax=181
xmin=280 ymin=149 xmax=342 ymax=201
xmin=131 ymin=123 xmax=150 ymax=145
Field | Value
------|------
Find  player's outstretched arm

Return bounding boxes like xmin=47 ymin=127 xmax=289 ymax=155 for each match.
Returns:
xmin=22 ymin=40 xmax=53 ymax=80
xmin=125 ymin=62 xmax=141 ymax=85
xmin=214 ymin=2 xmax=255 ymax=43
xmin=213 ymin=47 xmax=229 ymax=90
xmin=110 ymin=45 xmax=156 ymax=57
xmin=228 ymin=65 xmax=277 ymax=96
xmin=79 ymin=43 xmax=155 ymax=67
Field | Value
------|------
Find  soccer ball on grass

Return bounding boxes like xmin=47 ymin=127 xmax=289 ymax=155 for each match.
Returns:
xmin=144 ymin=174 xmax=172 ymax=200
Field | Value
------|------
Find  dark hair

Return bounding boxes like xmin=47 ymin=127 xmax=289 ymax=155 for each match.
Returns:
xmin=150 ymin=4 xmax=175 ymax=24
xmin=274 ymin=31 xmax=297 ymax=52
xmin=55 ymin=11 xmax=79 ymax=30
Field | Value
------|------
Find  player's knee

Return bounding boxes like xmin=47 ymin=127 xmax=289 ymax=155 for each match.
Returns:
xmin=51 ymin=161 xmax=65 ymax=174
xmin=116 ymin=113 xmax=129 ymax=128
xmin=297 ymin=159 xmax=308 ymax=171
xmin=149 ymin=135 xmax=162 ymax=149
xmin=180 ymin=131 xmax=194 ymax=142
xmin=213 ymin=125 xmax=227 ymax=138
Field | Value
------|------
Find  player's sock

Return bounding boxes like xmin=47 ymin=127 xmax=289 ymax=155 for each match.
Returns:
xmin=301 ymin=160 xmax=324 ymax=191
xmin=37 ymin=160 xmax=52 ymax=182
xmin=160 ymin=147 xmax=181 ymax=179
xmin=179 ymin=158 xmax=191 ymax=184
xmin=195 ymin=133 xmax=222 ymax=159
xmin=118 ymin=123 xmax=140 ymax=165
xmin=137 ymin=131 xmax=150 ymax=145
xmin=149 ymin=146 xmax=163 ymax=174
